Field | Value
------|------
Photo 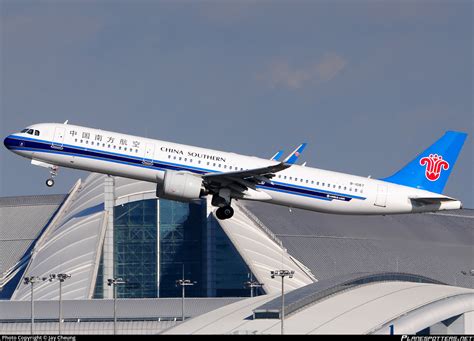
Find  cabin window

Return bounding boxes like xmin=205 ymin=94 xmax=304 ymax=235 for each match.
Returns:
xmin=355 ymin=188 xmax=358 ymax=193
xmin=75 ymin=139 xmax=78 ymax=142
xmin=344 ymin=186 xmax=347 ymax=190
xmin=284 ymin=176 xmax=287 ymax=179
xmin=322 ymin=183 xmax=325 ymax=186
xmin=333 ymin=184 xmax=336 ymax=188
xmin=118 ymin=146 xmax=121 ymax=150
xmin=306 ymin=180 xmax=309 ymax=184
xmin=301 ymin=179 xmax=304 ymax=183
xmin=168 ymin=155 xmax=171 ymax=159
xmin=311 ymin=181 xmax=314 ymax=184
xmin=289 ymin=177 xmax=293 ymax=180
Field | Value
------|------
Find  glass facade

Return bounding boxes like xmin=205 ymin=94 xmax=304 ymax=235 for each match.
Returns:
xmin=92 ymin=196 xmax=256 ymax=299
xmin=159 ymin=199 xmax=205 ymax=297
xmin=93 ymin=249 xmax=104 ymax=299
xmin=114 ymin=200 xmax=158 ymax=298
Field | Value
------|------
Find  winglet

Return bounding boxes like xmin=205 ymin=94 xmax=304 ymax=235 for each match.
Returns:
xmin=270 ymin=150 xmax=284 ymax=161
xmin=283 ymin=143 xmax=307 ymax=164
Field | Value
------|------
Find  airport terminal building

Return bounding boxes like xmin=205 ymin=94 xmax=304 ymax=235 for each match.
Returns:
xmin=1 ymin=173 xmax=473 ymax=334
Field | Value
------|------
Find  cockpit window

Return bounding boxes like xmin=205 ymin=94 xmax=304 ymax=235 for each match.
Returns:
xmin=34 ymin=130 xmax=40 ymax=136
xmin=27 ymin=129 xmax=34 ymax=135
xmin=21 ymin=129 xmax=28 ymax=133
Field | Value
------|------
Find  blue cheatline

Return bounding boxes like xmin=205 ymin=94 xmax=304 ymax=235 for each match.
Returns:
xmin=4 ymin=135 xmax=365 ymax=202
xmin=381 ymin=131 xmax=468 ymax=194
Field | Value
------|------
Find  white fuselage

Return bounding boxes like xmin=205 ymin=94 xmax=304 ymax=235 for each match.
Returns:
xmin=4 ymin=123 xmax=461 ymax=214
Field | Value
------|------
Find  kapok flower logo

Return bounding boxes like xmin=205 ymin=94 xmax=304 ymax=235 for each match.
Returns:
xmin=419 ymin=154 xmax=449 ymax=181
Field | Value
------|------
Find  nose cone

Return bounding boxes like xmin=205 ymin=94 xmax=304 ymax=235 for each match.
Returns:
xmin=3 ymin=135 xmax=12 ymax=149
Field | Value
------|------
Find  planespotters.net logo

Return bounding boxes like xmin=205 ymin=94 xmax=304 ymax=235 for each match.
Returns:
xmin=419 ymin=154 xmax=450 ymax=181
xmin=401 ymin=336 xmax=473 ymax=341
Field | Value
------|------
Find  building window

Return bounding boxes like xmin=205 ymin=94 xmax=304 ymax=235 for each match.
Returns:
xmin=114 ymin=200 xmax=158 ymax=298
xmin=159 ymin=200 xmax=205 ymax=297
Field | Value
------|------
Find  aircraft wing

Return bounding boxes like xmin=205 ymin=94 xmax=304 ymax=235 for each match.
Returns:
xmin=202 ymin=162 xmax=290 ymax=195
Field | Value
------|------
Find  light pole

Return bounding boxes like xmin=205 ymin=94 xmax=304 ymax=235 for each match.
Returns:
xmin=244 ymin=275 xmax=264 ymax=298
xmin=176 ymin=267 xmax=196 ymax=322
xmin=107 ymin=277 xmax=126 ymax=335
xmin=23 ymin=276 xmax=46 ymax=335
xmin=48 ymin=273 xmax=71 ymax=335
xmin=271 ymin=269 xmax=294 ymax=335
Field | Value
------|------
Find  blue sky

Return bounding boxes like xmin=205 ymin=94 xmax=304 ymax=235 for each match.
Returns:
xmin=1 ymin=0 xmax=472 ymax=207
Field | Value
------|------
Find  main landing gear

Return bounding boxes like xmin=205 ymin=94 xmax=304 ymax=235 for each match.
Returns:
xmin=46 ymin=165 xmax=59 ymax=187
xmin=216 ymin=206 xmax=234 ymax=220
xmin=212 ymin=190 xmax=234 ymax=220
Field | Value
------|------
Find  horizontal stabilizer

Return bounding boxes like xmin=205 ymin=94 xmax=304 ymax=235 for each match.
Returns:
xmin=409 ymin=195 xmax=462 ymax=211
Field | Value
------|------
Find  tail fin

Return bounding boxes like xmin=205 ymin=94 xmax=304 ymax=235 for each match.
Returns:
xmin=381 ymin=131 xmax=467 ymax=194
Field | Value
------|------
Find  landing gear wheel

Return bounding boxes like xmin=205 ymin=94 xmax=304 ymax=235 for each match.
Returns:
xmin=216 ymin=206 xmax=234 ymax=220
xmin=46 ymin=179 xmax=55 ymax=187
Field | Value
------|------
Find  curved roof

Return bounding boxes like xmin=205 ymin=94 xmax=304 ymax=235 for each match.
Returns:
xmin=0 ymin=195 xmax=66 ymax=297
xmin=164 ymin=281 xmax=474 ymax=334
xmin=10 ymin=173 xmax=160 ymax=300
xmin=253 ymin=272 xmax=445 ymax=319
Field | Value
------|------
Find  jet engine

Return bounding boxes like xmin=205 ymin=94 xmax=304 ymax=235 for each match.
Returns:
xmin=157 ymin=170 xmax=206 ymax=202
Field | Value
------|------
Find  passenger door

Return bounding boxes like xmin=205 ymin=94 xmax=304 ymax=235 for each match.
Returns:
xmin=374 ymin=184 xmax=388 ymax=207
xmin=51 ymin=127 xmax=65 ymax=149
xmin=143 ymin=143 xmax=155 ymax=165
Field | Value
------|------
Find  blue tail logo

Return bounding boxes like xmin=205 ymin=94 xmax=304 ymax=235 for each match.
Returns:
xmin=419 ymin=154 xmax=449 ymax=181
xmin=382 ymin=131 xmax=467 ymax=194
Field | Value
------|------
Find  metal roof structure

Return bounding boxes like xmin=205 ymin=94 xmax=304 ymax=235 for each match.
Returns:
xmin=0 ymin=298 xmax=243 ymax=335
xmin=0 ymin=194 xmax=66 ymax=296
xmin=253 ymin=272 xmax=446 ymax=319
xmin=0 ymin=297 xmax=243 ymax=321
xmin=164 ymin=281 xmax=474 ymax=335
xmin=241 ymin=201 xmax=474 ymax=289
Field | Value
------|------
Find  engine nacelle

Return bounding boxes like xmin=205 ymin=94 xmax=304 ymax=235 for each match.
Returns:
xmin=157 ymin=170 xmax=205 ymax=202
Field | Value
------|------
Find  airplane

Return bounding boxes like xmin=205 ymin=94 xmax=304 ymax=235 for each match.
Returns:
xmin=3 ymin=123 xmax=467 ymax=220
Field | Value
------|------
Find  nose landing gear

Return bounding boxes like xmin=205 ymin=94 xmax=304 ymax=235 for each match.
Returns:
xmin=46 ymin=165 xmax=59 ymax=187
